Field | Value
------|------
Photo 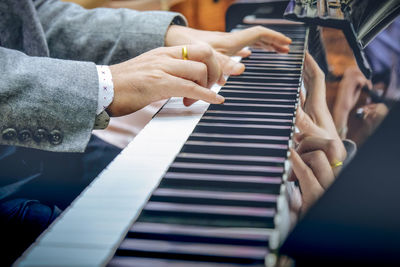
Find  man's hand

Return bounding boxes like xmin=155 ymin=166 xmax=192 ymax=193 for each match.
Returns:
xmin=107 ymin=44 xmax=225 ymax=117
xmin=165 ymin=25 xmax=292 ymax=76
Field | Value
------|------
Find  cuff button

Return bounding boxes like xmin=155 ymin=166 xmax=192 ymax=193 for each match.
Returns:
xmin=49 ymin=130 xmax=63 ymax=145
xmin=2 ymin=128 xmax=17 ymax=141
xmin=18 ymin=129 xmax=32 ymax=143
xmin=33 ymin=128 xmax=48 ymax=143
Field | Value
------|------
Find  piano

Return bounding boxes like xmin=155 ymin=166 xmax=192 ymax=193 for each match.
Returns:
xmin=15 ymin=0 xmax=400 ymax=266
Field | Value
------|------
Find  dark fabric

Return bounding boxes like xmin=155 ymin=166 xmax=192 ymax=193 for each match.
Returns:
xmin=0 ymin=198 xmax=61 ymax=266
xmin=0 ymin=135 xmax=121 ymax=265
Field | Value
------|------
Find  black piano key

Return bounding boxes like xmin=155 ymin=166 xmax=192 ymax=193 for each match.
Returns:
xmin=116 ymin=238 xmax=268 ymax=264
xmin=221 ymin=84 xmax=299 ymax=91
xmin=109 ymin=256 xmax=252 ymax=267
xmin=222 ymin=98 xmax=295 ymax=106
xmin=170 ymin=161 xmax=283 ymax=174
xmin=160 ymin=172 xmax=282 ymax=194
xmin=138 ymin=202 xmax=276 ymax=229
xmin=207 ymin=103 xmax=295 ymax=114
xmin=204 ymin=110 xmax=293 ymax=120
xmin=227 ymin=76 xmax=300 ymax=85
xmin=193 ymin=119 xmax=292 ymax=129
xmin=174 ymin=155 xmax=284 ymax=168
xmin=181 ymin=143 xmax=288 ymax=158
xmin=239 ymin=66 xmax=301 ymax=74
xmin=150 ymin=188 xmax=278 ymax=208
xmin=167 ymin=167 xmax=283 ymax=178
xmin=128 ymin=222 xmax=271 ymax=246
xmin=193 ymin=124 xmax=292 ymax=138
xmin=177 ymin=152 xmax=286 ymax=163
xmin=219 ymin=91 xmax=298 ymax=101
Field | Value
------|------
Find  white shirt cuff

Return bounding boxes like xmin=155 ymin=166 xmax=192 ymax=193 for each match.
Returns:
xmin=96 ymin=65 xmax=114 ymax=115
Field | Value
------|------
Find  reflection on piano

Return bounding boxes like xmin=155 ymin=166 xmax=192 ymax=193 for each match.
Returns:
xmin=15 ymin=0 xmax=400 ymax=266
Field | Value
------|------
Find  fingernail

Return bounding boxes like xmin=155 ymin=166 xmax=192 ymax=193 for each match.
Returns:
xmin=216 ymin=94 xmax=225 ymax=104
xmin=233 ymin=63 xmax=245 ymax=74
xmin=218 ymin=76 xmax=226 ymax=86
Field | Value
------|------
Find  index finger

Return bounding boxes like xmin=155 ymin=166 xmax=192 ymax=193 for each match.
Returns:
xmin=166 ymin=44 xmax=224 ymax=88
xmin=232 ymin=26 xmax=292 ymax=53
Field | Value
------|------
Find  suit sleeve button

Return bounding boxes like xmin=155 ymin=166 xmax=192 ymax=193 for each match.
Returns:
xmin=49 ymin=130 xmax=63 ymax=145
xmin=18 ymin=129 xmax=32 ymax=143
xmin=33 ymin=128 xmax=48 ymax=143
xmin=2 ymin=128 xmax=17 ymax=141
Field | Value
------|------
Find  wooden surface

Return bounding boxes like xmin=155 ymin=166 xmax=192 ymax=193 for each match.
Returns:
xmin=322 ymin=27 xmax=371 ymax=145
xmin=171 ymin=0 xmax=236 ymax=31
xmin=105 ymin=0 xmax=185 ymax=10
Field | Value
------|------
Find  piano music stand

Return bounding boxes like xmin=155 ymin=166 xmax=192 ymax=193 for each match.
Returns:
xmin=280 ymin=101 xmax=400 ymax=265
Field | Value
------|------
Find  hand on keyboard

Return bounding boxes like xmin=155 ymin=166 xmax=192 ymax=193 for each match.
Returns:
xmin=164 ymin=25 xmax=292 ymax=76
xmin=107 ymin=44 xmax=225 ymax=116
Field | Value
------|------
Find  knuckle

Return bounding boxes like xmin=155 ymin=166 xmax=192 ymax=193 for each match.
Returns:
xmin=199 ymin=63 xmax=208 ymax=76
xmin=198 ymin=43 xmax=213 ymax=57
xmin=314 ymin=150 xmax=325 ymax=161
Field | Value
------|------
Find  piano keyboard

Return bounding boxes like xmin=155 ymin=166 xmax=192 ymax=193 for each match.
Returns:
xmin=16 ymin=23 xmax=307 ymax=267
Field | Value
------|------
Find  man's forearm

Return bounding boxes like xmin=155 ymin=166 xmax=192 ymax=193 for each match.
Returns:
xmin=34 ymin=0 xmax=186 ymax=64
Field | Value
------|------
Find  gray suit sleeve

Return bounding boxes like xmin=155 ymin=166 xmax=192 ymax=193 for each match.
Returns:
xmin=33 ymin=0 xmax=187 ymax=64
xmin=0 ymin=47 xmax=98 ymax=152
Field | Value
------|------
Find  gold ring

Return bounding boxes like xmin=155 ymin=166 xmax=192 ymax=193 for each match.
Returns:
xmin=182 ymin=46 xmax=188 ymax=60
xmin=331 ymin=160 xmax=343 ymax=169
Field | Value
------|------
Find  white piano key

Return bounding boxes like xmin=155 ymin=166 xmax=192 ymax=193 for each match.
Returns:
xmin=39 ymin=229 xmax=120 ymax=249
xmin=18 ymin=246 xmax=111 ymax=267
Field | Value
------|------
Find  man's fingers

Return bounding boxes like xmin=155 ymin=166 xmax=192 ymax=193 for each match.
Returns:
xmin=300 ymin=151 xmax=335 ymax=189
xmin=163 ymin=59 xmax=208 ymax=88
xmin=169 ymin=75 xmax=225 ymax=105
xmin=166 ymin=44 xmax=224 ymax=88
xmin=232 ymin=26 xmax=291 ymax=53
xmin=236 ymin=48 xmax=252 ymax=58
xmin=216 ymin=52 xmax=245 ymax=76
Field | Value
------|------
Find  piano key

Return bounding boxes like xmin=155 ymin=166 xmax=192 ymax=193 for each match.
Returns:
xmin=174 ymin=156 xmax=285 ymax=168
xmin=205 ymin=110 xmax=293 ymax=118
xmin=170 ymin=162 xmax=284 ymax=173
xmin=177 ymin=152 xmax=286 ymax=163
xmin=109 ymin=256 xmax=250 ymax=267
xmin=207 ymin=104 xmax=295 ymax=114
xmin=18 ymin=246 xmax=111 ymax=267
xmin=116 ymin=239 xmax=268 ymax=264
xmin=219 ymin=90 xmax=298 ymax=98
xmin=222 ymin=84 xmax=299 ymax=91
xmin=138 ymin=203 xmax=276 ymax=228
xmin=150 ymin=188 xmax=278 ymax=208
xmin=161 ymin=173 xmax=282 ymax=194
xmin=201 ymin=115 xmax=292 ymax=123
xmin=128 ymin=222 xmax=272 ymax=246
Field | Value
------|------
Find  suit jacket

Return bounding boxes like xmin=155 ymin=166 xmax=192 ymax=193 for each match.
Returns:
xmin=0 ymin=0 xmax=186 ymax=152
